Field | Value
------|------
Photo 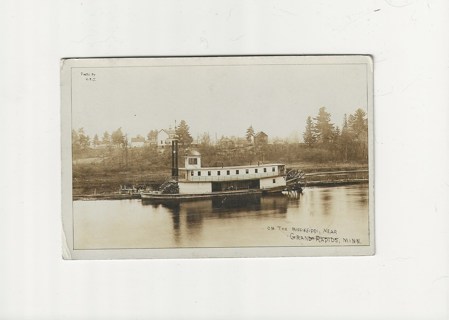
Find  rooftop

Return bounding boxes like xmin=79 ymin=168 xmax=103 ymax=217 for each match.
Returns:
xmin=180 ymin=163 xmax=284 ymax=170
xmin=185 ymin=150 xmax=201 ymax=156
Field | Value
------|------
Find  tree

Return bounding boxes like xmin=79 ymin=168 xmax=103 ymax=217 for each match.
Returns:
xmin=199 ymin=132 xmax=211 ymax=146
xmin=348 ymin=108 xmax=368 ymax=160
xmin=93 ymin=134 xmax=100 ymax=147
xmin=102 ymin=131 xmax=111 ymax=144
xmin=313 ymin=107 xmax=335 ymax=144
xmin=339 ymin=114 xmax=352 ymax=161
xmin=176 ymin=120 xmax=193 ymax=147
xmin=348 ymin=108 xmax=368 ymax=139
xmin=123 ymin=133 xmax=129 ymax=167
xmin=77 ymin=128 xmax=90 ymax=150
xmin=246 ymin=126 xmax=255 ymax=143
xmin=111 ymin=128 xmax=125 ymax=146
xmin=72 ymin=129 xmax=80 ymax=156
xmin=147 ymin=129 xmax=158 ymax=142
xmin=303 ymin=116 xmax=317 ymax=147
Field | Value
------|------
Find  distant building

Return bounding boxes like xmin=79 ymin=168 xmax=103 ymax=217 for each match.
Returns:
xmin=157 ymin=128 xmax=177 ymax=149
xmin=130 ymin=136 xmax=145 ymax=148
xmin=254 ymin=131 xmax=268 ymax=145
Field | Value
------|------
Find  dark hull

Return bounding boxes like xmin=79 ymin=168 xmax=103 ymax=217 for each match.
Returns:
xmin=141 ymin=189 xmax=260 ymax=199
xmin=140 ymin=188 xmax=286 ymax=204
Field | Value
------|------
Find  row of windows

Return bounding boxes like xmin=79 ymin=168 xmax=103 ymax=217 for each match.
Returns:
xmin=188 ymin=158 xmax=198 ymax=165
xmin=190 ymin=167 xmax=277 ymax=176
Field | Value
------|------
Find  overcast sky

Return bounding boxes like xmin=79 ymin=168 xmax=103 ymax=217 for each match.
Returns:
xmin=72 ymin=60 xmax=368 ymax=141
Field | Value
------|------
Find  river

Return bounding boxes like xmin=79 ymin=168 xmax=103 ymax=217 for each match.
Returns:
xmin=73 ymin=184 xmax=370 ymax=249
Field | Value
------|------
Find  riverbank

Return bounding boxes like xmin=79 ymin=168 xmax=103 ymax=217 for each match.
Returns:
xmin=73 ymin=180 xmax=369 ymax=201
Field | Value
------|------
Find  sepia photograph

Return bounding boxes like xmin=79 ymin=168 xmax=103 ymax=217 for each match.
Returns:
xmin=61 ymin=55 xmax=374 ymax=259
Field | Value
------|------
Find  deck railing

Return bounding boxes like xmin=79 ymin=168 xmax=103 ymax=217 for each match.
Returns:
xmin=181 ymin=172 xmax=281 ymax=182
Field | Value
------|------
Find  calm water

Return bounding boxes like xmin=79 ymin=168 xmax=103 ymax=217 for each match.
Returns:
xmin=73 ymin=184 xmax=370 ymax=249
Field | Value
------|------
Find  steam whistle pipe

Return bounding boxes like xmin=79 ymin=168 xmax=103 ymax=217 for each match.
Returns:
xmin=171 ymin=139 xmax=179 ymax=180
xmin=175 ymin=139 xmax=179 ymax=179
xmin=171 ymin=141 xmax=174 ymax=174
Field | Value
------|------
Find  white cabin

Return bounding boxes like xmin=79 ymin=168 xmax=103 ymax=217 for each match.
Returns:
xmin=177 ymin=151 xmax=286 ymax=194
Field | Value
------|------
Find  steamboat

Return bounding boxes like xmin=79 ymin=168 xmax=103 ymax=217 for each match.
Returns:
xmin=140 ymin=140 xmax=303 ymax=202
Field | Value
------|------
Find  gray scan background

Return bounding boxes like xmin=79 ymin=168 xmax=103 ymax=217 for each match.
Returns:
xmin=1 ymin=1 xmax=448 ymax=319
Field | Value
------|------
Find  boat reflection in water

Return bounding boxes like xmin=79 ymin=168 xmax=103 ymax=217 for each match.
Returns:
xmin=141 ymin=194 xmax=290 ymax=246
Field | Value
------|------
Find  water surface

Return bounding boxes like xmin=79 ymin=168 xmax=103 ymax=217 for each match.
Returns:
xmin=73 ymin=184 xmax=369 ymax=249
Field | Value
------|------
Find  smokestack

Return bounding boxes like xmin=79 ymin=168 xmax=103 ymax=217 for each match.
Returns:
xmin=171 ymin=139 xmax=178 ymax=179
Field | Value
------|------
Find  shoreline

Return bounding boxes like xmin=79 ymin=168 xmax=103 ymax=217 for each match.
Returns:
xmin=73 ymin=179 xmax=368 ymax=201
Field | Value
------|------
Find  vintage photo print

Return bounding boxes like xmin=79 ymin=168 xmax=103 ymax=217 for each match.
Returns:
xmin=61 ymin=55 xmax=374 ymax=259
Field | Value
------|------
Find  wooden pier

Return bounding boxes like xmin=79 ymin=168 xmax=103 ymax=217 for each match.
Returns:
xmin=304 ymin=169 xmax=368 ymax=187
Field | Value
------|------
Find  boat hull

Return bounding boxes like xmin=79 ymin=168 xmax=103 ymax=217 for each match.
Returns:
xmin=140 ymin=186 xmax=291 ymax=203
xmin=141 ymin=189 xmax=262 ymax=200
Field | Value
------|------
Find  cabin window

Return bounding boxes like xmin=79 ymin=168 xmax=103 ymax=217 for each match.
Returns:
xmin=273 ymin=179 xmax=276 ymax=183
xmin=197 ymin=171 xmax=201 ymax=176
xmin=255 ymin=169 xmax=258 ymax=173
xmin=236 ymin=170 xmax=239 ymax=174
xmin=208 ymin=171 xmax=211 ymax=176
xmin=264 ymin=168 xmax=267 ymax=173
xmin=272 ymin=167 xmax=275 ymax=172
xmin=217 ymin=171 xmax=221 ymax=176
xmin=227 ymin=170 xmax=230 ymax=175
xmin=246 ymin=169 xmax=249 ymax=174
xmin=188 ymin=158 xmax=198 ymax=165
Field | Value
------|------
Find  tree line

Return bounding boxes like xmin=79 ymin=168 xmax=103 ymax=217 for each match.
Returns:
xmin=72 ymin=108 xmax=368 ymax=167
xmin=72 ymin=127 xmax=127 ymax=154
xmin=303 ymin=107 xmax=368 ymax=161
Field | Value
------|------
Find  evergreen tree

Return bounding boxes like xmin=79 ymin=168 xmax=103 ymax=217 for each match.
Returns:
xmin=348 ymin=108 xmax=368 ymax=160
xmin=313 ymin=107 xmax=335 ymax=144
xmin=93 ymin=134 xmax=100 ymax=147
xmin=246 ymin=125 xmax=255 ymax=143
xmin=111 ymin=128 xmax=125 ymax=146
xmin=303 ymin=116 xmax=316 ymax=147
xmin=176 ymin=120 xmax=193 ymax=146
xmin=77 ymin=128 xmax=90 ymax=150
xmin=340 ymin=114 xmax=352 ymax=161
xmin=348 ymin=108 xmax=368 ymax=139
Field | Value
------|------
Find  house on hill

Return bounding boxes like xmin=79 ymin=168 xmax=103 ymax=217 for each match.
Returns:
xmin=254 ymin=131 xmax=268 ymax=145
xmin=157 ymin=128 xmax=177 ymax=149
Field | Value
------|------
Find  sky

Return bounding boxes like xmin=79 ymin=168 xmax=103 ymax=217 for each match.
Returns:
xmin=71 ymin=59 xmax=368 ymax=142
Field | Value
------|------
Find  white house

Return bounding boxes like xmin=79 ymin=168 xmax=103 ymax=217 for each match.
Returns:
xmin=157 ymin=128 xmax=176 ymax=149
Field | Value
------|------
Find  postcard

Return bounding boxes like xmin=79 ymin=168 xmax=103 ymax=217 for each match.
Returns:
xmin=61 ymin=55 xmax=374 ymax=259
